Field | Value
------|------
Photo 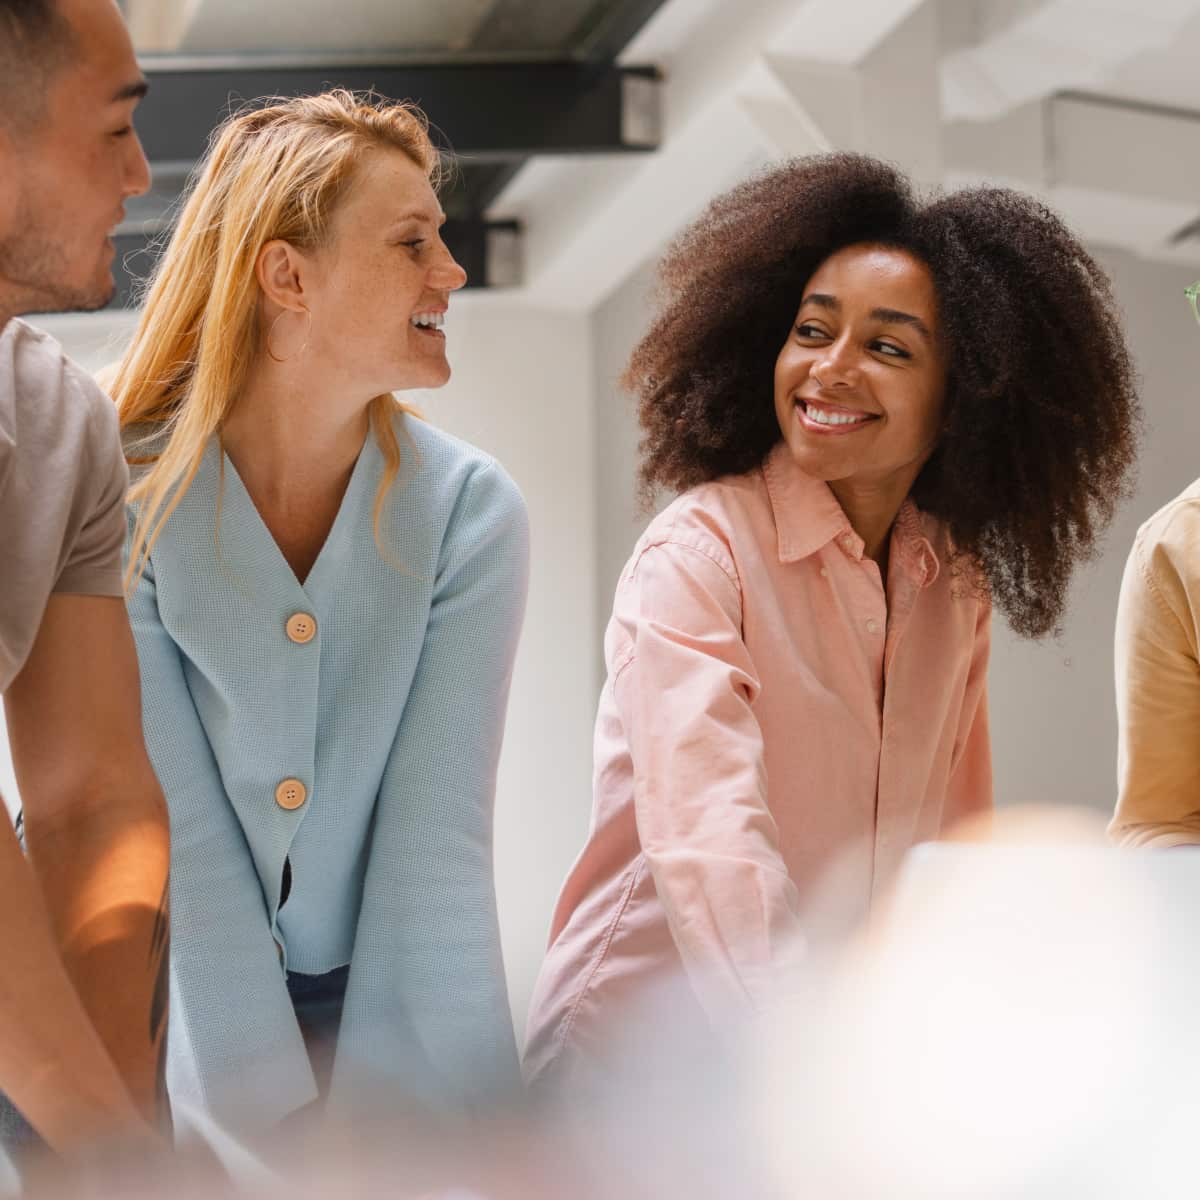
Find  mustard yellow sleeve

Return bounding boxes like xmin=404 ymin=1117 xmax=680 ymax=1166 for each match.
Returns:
xmin=1111 ymin=510 xmax=1200 ymax=846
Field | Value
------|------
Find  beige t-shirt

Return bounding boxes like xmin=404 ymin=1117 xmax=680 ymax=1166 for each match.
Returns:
xmin=0 ymin=318 xmax=128 ymax=693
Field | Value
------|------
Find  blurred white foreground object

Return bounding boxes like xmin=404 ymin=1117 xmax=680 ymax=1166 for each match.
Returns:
xmin=756 ymin=843 xmax=1200 ymax=1199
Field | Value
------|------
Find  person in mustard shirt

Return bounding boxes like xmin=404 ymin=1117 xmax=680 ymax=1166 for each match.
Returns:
xmin=524 ymin=154 xmax=1141 ymax=1090
xmin=1110 ymin=280 xmax=1200 ymax=847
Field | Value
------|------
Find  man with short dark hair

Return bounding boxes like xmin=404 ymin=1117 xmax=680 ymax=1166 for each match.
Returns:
xmin=0 ymin=0 xmax=170 ymax=1161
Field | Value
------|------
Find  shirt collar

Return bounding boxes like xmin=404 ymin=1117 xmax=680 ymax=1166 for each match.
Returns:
xmin=761 ymin=441 xmax=941 ymax=589
xmin=891 ymin=498 xmax=942 ymax=589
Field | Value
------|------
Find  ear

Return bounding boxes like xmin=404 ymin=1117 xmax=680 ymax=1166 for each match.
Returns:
xmin=255 ymin=239 xmax=309 ymax=312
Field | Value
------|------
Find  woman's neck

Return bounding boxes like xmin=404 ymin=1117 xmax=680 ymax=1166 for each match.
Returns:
xmin=828 ymin=475 xmax=911 ymax=568
xmin=221 ymin=359 xmax=371 ymax=507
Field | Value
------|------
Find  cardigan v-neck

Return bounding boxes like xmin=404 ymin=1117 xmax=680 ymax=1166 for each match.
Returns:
xmin=219 ymin=431 xmax=374 ymax=593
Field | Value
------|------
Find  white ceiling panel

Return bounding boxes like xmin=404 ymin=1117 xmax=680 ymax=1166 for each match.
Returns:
xmin=172 ymin=0 xmax=500 ymax=55
xmin=941 ymin=0 xmax=1200 ymax=120
xmin=125 ymin=0 xmax=204 ymax=52
xmin=1094 ymin=11 xmax=1200 ymax=113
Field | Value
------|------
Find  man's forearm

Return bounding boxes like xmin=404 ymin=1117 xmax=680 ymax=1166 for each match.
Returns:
xmin=0 ymin=814 xmax=155 ymax=1152
xmin=23 ymin=771 xmax=170 ymax=1130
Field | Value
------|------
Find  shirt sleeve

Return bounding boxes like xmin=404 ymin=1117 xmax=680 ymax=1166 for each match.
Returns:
xmin=612 ymin=538 xmax=805 ymax=1025
xmin=126 ymin=538 xmax=317 ymax=1133
xmin=330 ymin=461 xmax=528 ymax=1115
xmin=54 ymin=393 xmax=127 ymax=597
xmin=1111 ymin=526 xmax=1200 ymax=847
xmin=944 ymin=596 xmax=993 ymax=826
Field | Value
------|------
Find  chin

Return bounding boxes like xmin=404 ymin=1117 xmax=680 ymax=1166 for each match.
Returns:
xmin=72 ymin=265 xmax=117 ymax=313
xmin=780 ymin=437 xmax=857 ymax=483
xmin=421 ymin=362 xmax=453 ymax=389
xmin=84 ymin=280 xmax=117 ymax=312
xmin=37 ymin=277 xmax=115 ymax=316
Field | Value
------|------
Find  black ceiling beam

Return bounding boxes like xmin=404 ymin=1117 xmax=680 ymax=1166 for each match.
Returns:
xmin=446 ymin=162 xmax=527 ymax=220
xmin=109 ymin=218 xmax=521 ymax=308
xmin=137 ymin=61 xmax=660 ymax=165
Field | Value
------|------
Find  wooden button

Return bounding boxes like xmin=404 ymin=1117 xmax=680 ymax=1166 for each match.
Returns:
xmin=285 ymin=613 xmax=317 ymax=644
xmin=275 ymin=778 xmax=307 ymax=810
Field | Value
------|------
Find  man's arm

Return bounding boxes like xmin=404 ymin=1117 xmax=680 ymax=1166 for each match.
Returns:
xmin=0 ymin=808 xmax=154 ymax=1153
xmin=4 ymin=593 xmax=170 ymax=1130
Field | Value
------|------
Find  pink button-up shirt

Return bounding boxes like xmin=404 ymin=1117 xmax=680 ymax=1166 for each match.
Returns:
xmin=524 ymin=444 xmax=992 ymax=1087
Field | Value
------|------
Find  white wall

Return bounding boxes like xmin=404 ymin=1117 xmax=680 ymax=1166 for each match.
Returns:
xmin=987 ymin=245 xmax=1200 ymax=814
xmin=12 ymin=298 xmax=598 ymax=1036
xmin=588 ymin=241 xmax=1200 ymax=819
xmin=591 ymin=259 xmax=660 ymax=679
xmin=418 ymin=296 xmax=597 ymax=1031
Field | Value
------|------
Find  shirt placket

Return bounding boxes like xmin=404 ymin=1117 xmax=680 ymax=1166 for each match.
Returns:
xmin=836 ymin=529 xmax=889 ymax=711
xmin=872 ymin=570 xmax=921 ymax=898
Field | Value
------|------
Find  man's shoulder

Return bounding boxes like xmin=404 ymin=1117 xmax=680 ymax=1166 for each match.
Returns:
xmin=1129 ymin=478 xmax=1200 ymax=609
xmin=0 ymin=322 xmax=127 ymax=691
xmin=0 ymin=318 xmax=119 ymax=456
xmin=1135 ymin=479 xmax=1200 ymax=554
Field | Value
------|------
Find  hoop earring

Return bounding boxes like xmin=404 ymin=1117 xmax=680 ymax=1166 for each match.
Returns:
xmin=265 ymin=307 xmax=312 ymax=365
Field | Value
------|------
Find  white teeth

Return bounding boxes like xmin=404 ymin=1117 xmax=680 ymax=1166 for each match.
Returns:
xmin=805 ymin=404 xmax=864 ymax=427
xmin=411 ymin=311 xmax=445 ymax=330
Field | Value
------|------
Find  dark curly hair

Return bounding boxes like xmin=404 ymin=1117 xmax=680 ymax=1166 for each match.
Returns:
xmin=624 ymin=154 xmax=1140 ymax=638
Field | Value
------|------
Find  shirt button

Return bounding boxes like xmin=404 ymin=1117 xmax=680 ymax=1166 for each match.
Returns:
xmin=866 ymin=618 xmax=880 ymax=634
xmin=285 ymin=613 xmax=317 ymax=644
xmin=275 ymin=778 xmax=307 ymax=810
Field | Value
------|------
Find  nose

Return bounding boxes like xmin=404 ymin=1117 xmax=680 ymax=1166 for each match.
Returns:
xmin=124 ymin=130 xmax=151 ymax=199
xmin=814 ymin=334 xmax=861 ymax=389
xmin=430 ymin=237 xmax=468 ymax=293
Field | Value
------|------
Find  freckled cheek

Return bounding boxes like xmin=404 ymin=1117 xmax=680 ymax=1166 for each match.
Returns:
xmin=326 ymin=263 xmax=401 ymax=327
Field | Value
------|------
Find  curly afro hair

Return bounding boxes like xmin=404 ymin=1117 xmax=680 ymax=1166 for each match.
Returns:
xmin=623 ymin=154 xmax=1140 ymax=639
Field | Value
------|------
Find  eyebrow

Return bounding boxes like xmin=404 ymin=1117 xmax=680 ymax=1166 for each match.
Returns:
xmin=112 ymin=79 xmax=150 ymax=104
xmin=801 ymin=293 xmax=933 ymax=342
xmin=391 ymin=209 xmax=447 ymax=226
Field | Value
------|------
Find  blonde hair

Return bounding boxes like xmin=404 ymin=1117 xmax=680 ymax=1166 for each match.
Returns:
xmin=112 ymin=89 xmax=441 ymax=589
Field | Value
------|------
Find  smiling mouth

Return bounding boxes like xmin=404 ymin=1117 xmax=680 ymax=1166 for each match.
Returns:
xmin=796 ymin=397 xmax=879 ymax=432
xmin=411 ymin=310 xmax=446 ymax=338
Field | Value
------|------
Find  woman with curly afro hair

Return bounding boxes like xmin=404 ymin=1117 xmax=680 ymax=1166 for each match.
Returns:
xmin=523 ymin=153 xmax=1139 ymax=1089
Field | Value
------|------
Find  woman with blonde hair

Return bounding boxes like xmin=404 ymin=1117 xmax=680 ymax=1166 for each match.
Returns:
xmin=109 ymin=90 xmax=528 ymax=1137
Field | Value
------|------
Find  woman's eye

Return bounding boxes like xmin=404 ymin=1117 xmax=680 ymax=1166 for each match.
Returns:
xmin=110 ymin=126 xmax=134 ymax=139
xmin=795 ymin=322 xmax=827 ymax=339
xmin=401 ymin=239 xmax=426 ymax=252
xmin=873 ymin=340 xmax=910 ymax=359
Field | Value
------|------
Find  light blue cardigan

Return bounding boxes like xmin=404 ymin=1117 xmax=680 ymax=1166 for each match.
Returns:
xmin=125 ymin=412 xmax=528 ymax=1133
